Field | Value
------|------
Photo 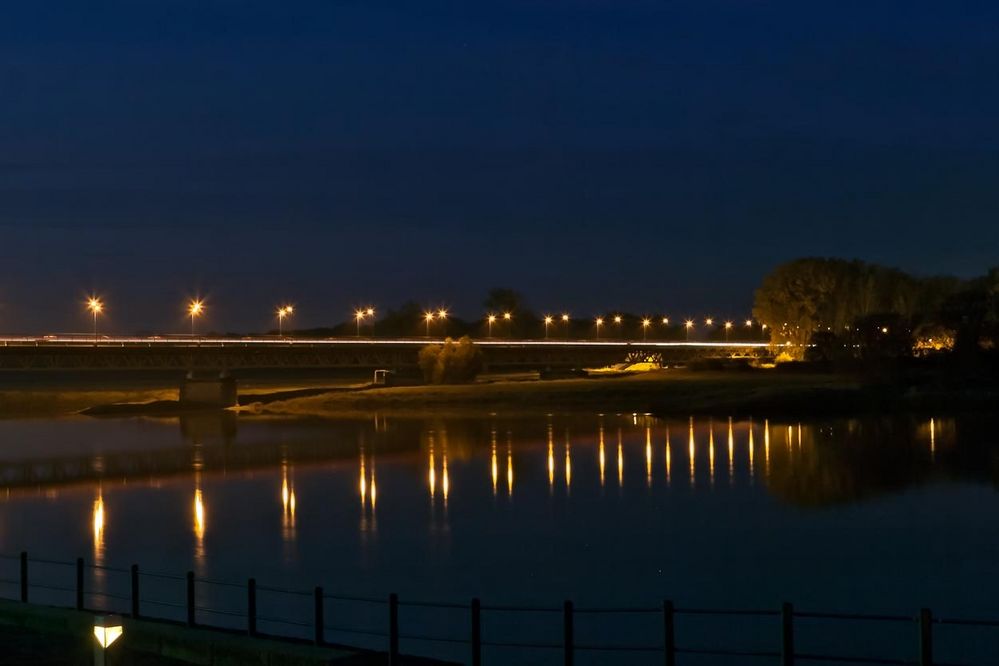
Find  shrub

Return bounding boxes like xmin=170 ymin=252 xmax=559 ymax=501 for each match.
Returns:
xmin=418 ymin=336 xmax=483 ymax=384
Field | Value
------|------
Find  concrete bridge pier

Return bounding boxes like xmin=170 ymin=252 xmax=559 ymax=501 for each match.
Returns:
xmin=179 ymin=370 xmax=237 ymax=408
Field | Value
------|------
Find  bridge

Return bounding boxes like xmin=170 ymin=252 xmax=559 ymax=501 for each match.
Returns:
xmin=0 ymin=336 xmax=770 ymax=373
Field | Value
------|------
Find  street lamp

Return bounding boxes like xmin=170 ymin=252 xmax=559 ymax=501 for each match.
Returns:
xmin=544 ymin=315 xmax=553 ymax=339
xmin=685 ymin=319 xmax=694 ymax=341
xmin=561 ymin=313 xmax=570 ymax=340
xmin=613 ymin=315 xmax=622 ymax=339
xmin=595 ymin=317 xmax=604 ymax=339
xmin=725 ymin=321 xmax=733 ymax=341
xmin=487 ymin=314 xmax=497 ymax=337
xmin=705 ymin=318 xmax=713 ymax=327
xmin=277 ymin=305 xmax=293 ymax=336
xmin=188 ymin=300 xmax=204 ymax=337
xmin=745 ymin=319 xmax=753 ymax=327
xmin=86 ymin=297 xmax=104 ymax=345
xmin=355 ymin=309 xmax=366 ymax=336
xmin=502 ymin=312 xmax=512 ymax=338
xmin=641 ymin=318 xmax=651 ymax=341
xmin=424 ymin=312 xmax=435 ymax=337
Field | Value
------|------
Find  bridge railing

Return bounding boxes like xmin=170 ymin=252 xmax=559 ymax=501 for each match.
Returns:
xmin=0 ymin=550 xmax=994 ymax=665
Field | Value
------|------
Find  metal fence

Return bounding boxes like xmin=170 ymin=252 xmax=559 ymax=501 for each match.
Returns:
xmin=0 ymin=551 xmax=997 ymax=665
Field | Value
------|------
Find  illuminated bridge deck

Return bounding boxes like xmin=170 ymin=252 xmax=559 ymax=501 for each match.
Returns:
xmin=0 ymin=336 xmax=771 ymax=372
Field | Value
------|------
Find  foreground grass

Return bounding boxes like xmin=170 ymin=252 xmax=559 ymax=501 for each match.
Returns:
xmin=0 ymin=388 xmax=178 ymax=417
xmin=259 ymin=370 xmax=873 ymax=417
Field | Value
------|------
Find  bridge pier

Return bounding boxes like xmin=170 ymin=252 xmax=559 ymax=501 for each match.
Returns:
xmin=179 ymin=371 xmax=237 ymax=408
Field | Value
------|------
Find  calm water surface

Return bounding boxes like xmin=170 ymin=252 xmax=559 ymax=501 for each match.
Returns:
xmin=0 ymin=411 xmax=997 ymax=663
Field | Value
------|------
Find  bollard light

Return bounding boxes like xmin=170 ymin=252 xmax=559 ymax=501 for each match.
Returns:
xmin=93 ymin=615 xmax=123 ymax=648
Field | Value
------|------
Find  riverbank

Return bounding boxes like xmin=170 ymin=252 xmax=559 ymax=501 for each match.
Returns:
xmin=254 ymin=369 xmax=999 ymax=418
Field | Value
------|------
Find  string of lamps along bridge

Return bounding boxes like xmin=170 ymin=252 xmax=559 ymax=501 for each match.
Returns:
xmin=61 ymin=295 xmax=768 ymax=343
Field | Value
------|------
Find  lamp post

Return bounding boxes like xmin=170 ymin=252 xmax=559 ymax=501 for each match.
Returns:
xmin=366 ymin=307 xmax=375 ymax=337
xmin=424 ymin=312 xmax=435 ymax=337
xmin=87 ymin=297 xmax=103 ymax=345
xmin=355 ymin=309 xmax=366 ymax=336
xmin=277 ymin=305 xmax=293 ymax=337
xmin=595 ymin=317 xmax=604 ymax=339
xmin=725 ymin=321 xmax=733 ymax=342
xmin=188 ymin=300 xmax=204 ymax=338
xmin=544 ymin=315 xmax=553 ymax=339
xmin=487 ymin=314 xmax=497 ymax=337
xmin=561 ymin=314 xmax=570 ymax=340
xmin=641 ymin=318 xmax=651 ymax=341
xmin=502 ymin=312 xmax=512 ymax=338
xmin=438 ymin=309 xmax=448 ymax=336
xmin=685 ymin=320 xmax=694 ymax=341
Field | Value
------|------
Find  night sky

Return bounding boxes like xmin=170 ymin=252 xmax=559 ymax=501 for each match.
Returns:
xmin=3 ymin=1 xmax=998 ymax=334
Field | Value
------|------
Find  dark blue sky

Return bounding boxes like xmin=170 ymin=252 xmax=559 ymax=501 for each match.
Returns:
xmin=3 ymin=1 xmax=998 ymax=333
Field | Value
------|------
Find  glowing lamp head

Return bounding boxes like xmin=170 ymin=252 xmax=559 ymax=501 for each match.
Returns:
xmin=561 ymin=314 xmax=569 ymax=322
xmin=424 ymin=312 xmax=435 ymax=322
xmin=93 ymin=615 xmax=123 ymax=648
xmin=685 ymin=320 xmax=694 ymax=329
xmin=366 ymin=307 xmax=375 ymax=316
xmin=503 ymin=312 xmax=512 ymax=320
xmin=745 ymin=319 xmax=752 ymax=327
xmin=544 ymin=315 xmax=553 ymax=324
xmin=705 ymin=318 xmax=713 ymax=326
xmin=725 ymin=321 xmax=732 ymax=329
xmin=355 ymin=309 xmax=366 ymax=321
xmin=87 ymin=297 xmax=104 ymax=315
xmin=437 ymin=309 xmax=448 ymax=319
xmin=881 ymin=326 xmax=889 ymax=334
xmin=662 ymin=317 xmax=669 ymax=325
xmin=613 ymin=315 xmax=622 ymax=324
xmin=642 ymin=318 xmax=651 ymax=327
xmin=285 ymin=305 xmax=293 ymax=314
xmin=487 ymin=314 xmax=497 ymax=323
xmin=188 ymin=300 xmax=204 ymax=317
xmin=595 ymin=317 xmax=604 ymax=326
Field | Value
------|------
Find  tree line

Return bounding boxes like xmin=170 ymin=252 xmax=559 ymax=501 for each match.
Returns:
xmin=752 ymin=258 xmax=999 ymax=361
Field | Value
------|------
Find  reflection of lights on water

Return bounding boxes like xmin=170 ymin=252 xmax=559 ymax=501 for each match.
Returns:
xmin=665 ymin=433 xmax=672 ymax=486
xmin=428 ymin=437 xmax=436 ymax=500
xmin=506 ymin=432 xmax=514 ymax=496
xmin=930 ymin=418 xmax=936 ymax=461
xmin=645 ymin=427 xmax=652 ymax=487
xmin=598 ymin=426 xmax=606 ymax=488
xmin=194 ymin=488 xmax=206 ymax=542
xmin=616 ymin=429 xmax=623 ymax=488
xmin=688 ymin=417 xmax=696 ymax=487
xmin=727 ymin=418 xmax=734 ymax=482
xmin=547 ymin=425 xmax=555 ymax=491
xmin=765 ymin=419 xmax=771 ymax=475
xmin=748 ymin=420 xmax=755 ymax=482
xmin=491 ymin=429 xmax=498 ymax=496
xmin=92 ymin=493 xmax=105 ymax=562
xmin=708 ymin=420 xmax=715 ymax=487
xmin=442 ymin=451 xmax=450 ymax=503
xmin=564 ymin=431 xmax=572 ymax=491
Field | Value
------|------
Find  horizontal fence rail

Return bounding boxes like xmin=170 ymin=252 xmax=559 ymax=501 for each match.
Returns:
xmin=0 ymin=551 xmax=995 ymax=665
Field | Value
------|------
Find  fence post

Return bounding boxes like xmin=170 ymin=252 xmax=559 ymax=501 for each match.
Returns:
xmin=247 ymin=578 xmax=257 ymax=636
xmin=19 ymin=552 xmax=27 ymax=602
xmin=781 ymin=602 xmax=794 ymax=666
xmin=919 ymin=608 xmax=933 ymax=666
xmin=314 ymin=586 xmax=324 ymax=645
xmin=663 ymin=600 xmax=675 ymax=666
xmin=130 ymin=564 xmax=140 ymax=618
xmin=471 ymin=598 xmax=482 ymax=666
xmin=563 ymin=600 xmax=574 ymax=666
xmin=75 ymin=558 xmax=84 ymax=611
xmin=186 ymin=571 xmax=195 ymax=626
xmin=388 ymin=593 xmax=399 ymax=665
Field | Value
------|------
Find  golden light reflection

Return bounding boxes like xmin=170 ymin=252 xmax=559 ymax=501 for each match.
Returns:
xmin=748 ymin=420 xmax=755 ymax=482
xmin=645 ymin=426 xmax=652 ymax=488
xmin=506 ymin=431 xmax=514 ymax=496
xmin=665 ymin=427 xmax=672 ymax=486
xmin=547 ymin=425 xmax=555 ymax=491
xmin=930 ymin=418 xmax=936 ymax=461
xmin=564 ymin=430 xmax=572 ymax=492
xmin=598 ymin=426 xmax=606 ymax=488
xmin=92 ymin=491 xmax=105 ymax=564
xmin=428 ymin=435 xmax=436 ymax=500
xmin=616 ymin=428 xmax=624 ymax=488
xmin=765 ymin=419 xmax=771 ymax=476
xmin=281 ymin=463 xmax=297 ymax=541
xmin=727 ymin=417 xmax=734 ymax=483
xmin=708 ymin=420 xmax=716 ymax=487
xmin=688 ymin=417 xmax=696 ymax=487
xmin=359 ymin=447 xmax=367 ymax=506
xmin=442 ymin=449 xmax=450 ymax=504
xmin=491 ymin=429 xmax=498 ymax=496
